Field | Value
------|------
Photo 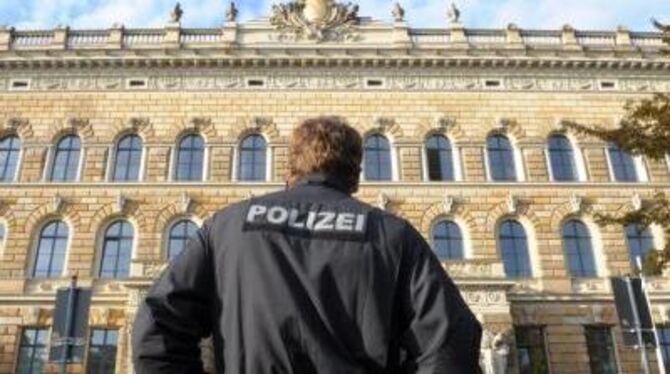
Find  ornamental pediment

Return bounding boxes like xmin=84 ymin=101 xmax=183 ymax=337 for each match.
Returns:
xmin=269 ymin=0 xmax=361 ymax=42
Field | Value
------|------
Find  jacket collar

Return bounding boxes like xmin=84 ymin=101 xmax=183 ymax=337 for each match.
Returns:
xmin=294 ymin=173 xmax=350 ymax=194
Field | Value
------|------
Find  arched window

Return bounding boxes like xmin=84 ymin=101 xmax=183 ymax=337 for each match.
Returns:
xmin=487 ymin=134 xmax=517 ymax=181
xmin=99 ymin=220 xmax=134 ymax=279
xmin=0 ymin=135 xmax=21 ymax=182
xmin=50 ymin=135 xmax=81 ymax=182
xmin=499 ymin=220 xmax=531 ymax=278
xmin=562 ymin=220 xmax=597 ymax=277
xmin=238 ymin=135 xmax=267 ymax=181
xmin=432 ymin=220 xmax=464 ymax=260
xmin=548 ymin=135 xmax=578 ymax=182
xmin=33 ymin=221 xmax=69 ymax=278
xmin=625 ymin=223 xmax=655 ymax=267
xmin=112 ymin=134 xmax=143 ymax=182
xmin=608 ymin=144 xmax=638 ymax=182
xmin=425 ymin=135 xmax=455 ymax=181
xmin=174 ymin=134 xmax=205 ymax=181
xmin=167 ymin=219 xmax=198 ymax=261
xmin=364 ymin=134 xmax=392 ymax=181
xmin=0 ymin=222 xmax=5 ymax=248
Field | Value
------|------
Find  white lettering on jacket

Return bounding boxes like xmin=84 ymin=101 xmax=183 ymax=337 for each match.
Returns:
xmin=246 ymin=204 xmax=367 ymax=235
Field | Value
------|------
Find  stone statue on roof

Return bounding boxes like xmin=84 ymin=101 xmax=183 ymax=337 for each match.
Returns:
xmin=447 ymin=2 xmax=461 ymax=25
xmin=171 ymin=2 xmax=184 ymax=23
xmin=225 ymin=2 xmax=238 ymax=22
xmin=392 ymin=3 xmax=405 ymax=22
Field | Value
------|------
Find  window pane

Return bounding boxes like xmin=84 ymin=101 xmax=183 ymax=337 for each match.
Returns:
xmin=625 ymin=223 xmax=655 ymax=268
xmin=17 ymin=328 xmax=49 ymax=374
xmin=499 ymin=220 xmax=531 ymax=278
xmin=50 ymin=136 xmax=81 ymax=182
xmin=33 ymin=221 xmax=69 ymax=278
xmin=99 ymin=221 xmax=133 ymax=279
xmin=87 ymin=329 xmax=118 ymax=374
xmin=432 ymin=220 xmax=464 ymax=260
xmin=238 ymin=135 xmax=267 ymax=181
xmin=0 ymin=135 xmax=21 ymax=182
xmin=175 ymin=135 xmax=205 ymax=181
xmin=585 ymin=326 xmax=618 ymax=374
xmin=487 ymin=135 xmax=517 ymax=181
xmin=562 ymin=220 xmax=597 ymax=277
xmin=0 ymin=223 xmax=5 ymax=243
xmin=364 ymin=135 xmax=392 ymax=181
xmin=608 ymin=144 xmax=638 ymax=182
xmin=658 ymin=326 xmax=670 ymax=371
xmin=515 ymin=326 xmax=549 ymax=374
xmin=549 ymin=135 xmax=577 ymax=181
xmin=112 ymin=135 xmax=143 ymax=182
xmin=426 ymin=135 xmax=455 ymax=181
xmin=167 ymin=220 xmax=199 ymax=260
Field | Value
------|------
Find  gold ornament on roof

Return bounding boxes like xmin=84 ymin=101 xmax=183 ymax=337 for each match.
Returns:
xmin=270 ymin=0 xmax=360 ymax=42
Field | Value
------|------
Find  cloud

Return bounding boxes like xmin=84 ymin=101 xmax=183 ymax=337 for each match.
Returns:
xmin=0 ymin=0 xmax=669 ymax=31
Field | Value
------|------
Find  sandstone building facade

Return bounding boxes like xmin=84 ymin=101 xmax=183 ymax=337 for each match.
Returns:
xmin=0 ymin=1 xmax=669 ymax=373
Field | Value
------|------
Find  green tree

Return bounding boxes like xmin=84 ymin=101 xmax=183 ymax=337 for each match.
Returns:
xmin=563 ymin=20 xmax=670 ymax=275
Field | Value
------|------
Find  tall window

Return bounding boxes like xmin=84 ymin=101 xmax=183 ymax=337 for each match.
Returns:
xmin=238 ymin=135 xmax=267 ymax=181
xmin=112 ymin=134 xmax=143 ymax=182
xmin=0 ymin=135 xmax=21 ymax=182
xmin=431 ymin=220 xmax=464 ymax=260
xmin=87 ymin=329 xmax=118 ymax=374
xmin=562 ymin=220 xmax=597 ymax=278
xmin=99 ymin=221 xmax=134 ymax=279
xmin=167 ymin=220 xmax=198 ymax=261
xmin=625 ymin=223 xmax=655 ymax=267
xmin=174 ymin=134 xmax=205 ymax=181
xmin=16 ymin=328 xmax=49 ymax=374
xmin=608 ymin=143 xmax=638 ymax=182
xmin=487 ymin=134 xmax=517 ymax=181
xmin=425 ymin=135 xmax=455 ymax=181
xmin=515 ymin=326 xmax=549 ymax=374
xmin=0 ymin=222 xmax=5 ymax=249
xmin=50 ymin=135 xmax=81 ymax=182
xmin=658 ymin=326 xmax=670 ymax=371
xmin=33 ymin=221 xmax=69 ymax=278
xmin=548 ymin=134 xmax=578 ymax=181
xmin=364 ymin=134 xmax=392 ymax=181
xmin=499 ymin=220 xmax=531 ymax=278
xmin=585 ymin=326 xmax=618 ymax=374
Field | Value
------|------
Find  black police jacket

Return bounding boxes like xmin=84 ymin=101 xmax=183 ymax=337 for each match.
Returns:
xmin=132 ymin=174 xmax=482 ymax=374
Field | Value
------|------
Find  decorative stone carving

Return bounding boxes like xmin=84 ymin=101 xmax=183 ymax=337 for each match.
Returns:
xmin=377 ymin=192 xmax=390 ymax=210
xmin=130 ymin=117 xmax=151 ymax=133
xmin=442 ymin=194 xmax=455 ymax=214
xmin=270 ymin=0 xmax=360 ymax=42
xmin=171 ymin=2 xmax=184 ymax=23
xmin=447 ymin=2 xmax=461 ymax=25
xmin=480 ymin=330 xmax=510 ymax=374
xmin=143 ymin=262 xmax=169 ymax=278
xmin=51 ymin=194 xmax=65 ymax=214
xmin=392 ymin=3 xmax=405 ymax=23
xmin=569 ymin=193 xmax=584 ymax=213
xmin=631 ymin=193 xmax=643 ymax=211
xmin=506 ymin=193 xmax=518 ymax=214
xmin=435 ymin=115 xmax=456 ymax=132
xmin=178 ymin=192 xmax=192 ymax=213
xmin=461 ymin=289 xmax=508 ymax=307
xmin=67 ymin=117 xmax=90 ymax=133
xmin=444 ymin=261 xmax=505 ymax=279
xmin=225 ymin=2 xmax=239 ymax=23
xmin=114 ymin=193 xmax=128 ymax=215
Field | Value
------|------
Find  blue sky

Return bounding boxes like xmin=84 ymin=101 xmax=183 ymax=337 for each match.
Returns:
xmin=0 ymin=0 xmax=669 ymax=31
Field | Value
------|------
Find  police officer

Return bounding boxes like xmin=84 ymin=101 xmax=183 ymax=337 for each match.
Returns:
xmin=132 ymin=117 xmax=482 ymax=373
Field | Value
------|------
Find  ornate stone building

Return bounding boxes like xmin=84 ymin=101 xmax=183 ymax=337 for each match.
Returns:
xmin=0 ymin=1 xmax=669 ymax=373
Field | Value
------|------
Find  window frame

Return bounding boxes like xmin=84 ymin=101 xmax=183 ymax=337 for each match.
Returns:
xmin=97 ymin=220 xmax=135 ymax=279
xmin=15 ymin=327 xmax=50 ymax=374
xmin=498 ymin=219 xmax=533 ymax=278
xmin=430 ymin=219 xmax=466 ymax=261
xmin=515 ymin=325 xmax=551 ymax=374
xmin=172 ymin=133 xmax=207 ymax=182
xmin=165 ymin=218 xmax=199 ymax=261
xmin=0 ymin=134 xmax=22 ymax=183
xmin=562 ymin=219 xmax=598 ymax=278
xmin=362 ymin=133 xmax=396 ymax=182
xmin=109 ymin=133 xmax=145 ymax=182
xmin=546 ymin=134 xmax=585 ymax=182
xmin=235 ymin=134 xmax=270 ymax=182
xmin=31 ymin=220 xmax=70 ymax=279
xmin=485 ymin=133 xmax=524 ymax=182
xmin=624 ymin=223 xmax=656 ymax=270
xmin=658 ymin=325 xmax=670 ymax=371
xmin=86 ymin=328 xmax=119 ymax=374
xmin=47 ymin=134 xmax=83 ymax=183
xmin=422 ymin=134 xmax=462 ymax=182
xmin=605 ymin=143 xmax=649 ymax=183
xmin=584 ymin=325 xmax=620 ymax=374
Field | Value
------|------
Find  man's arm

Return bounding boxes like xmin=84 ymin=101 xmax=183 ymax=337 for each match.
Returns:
xmin=131 ymin=222 xmax=215 ymax=373
xmin=399 ymin=225 xmax=482 ymax=374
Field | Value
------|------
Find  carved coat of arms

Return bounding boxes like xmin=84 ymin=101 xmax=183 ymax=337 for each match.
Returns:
xmin=270 ymin=0 xmax=360 ymax=42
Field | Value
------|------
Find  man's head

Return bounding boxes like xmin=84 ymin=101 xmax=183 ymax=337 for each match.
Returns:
xmin=287 ymin=116 xmax=362 ymax=194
